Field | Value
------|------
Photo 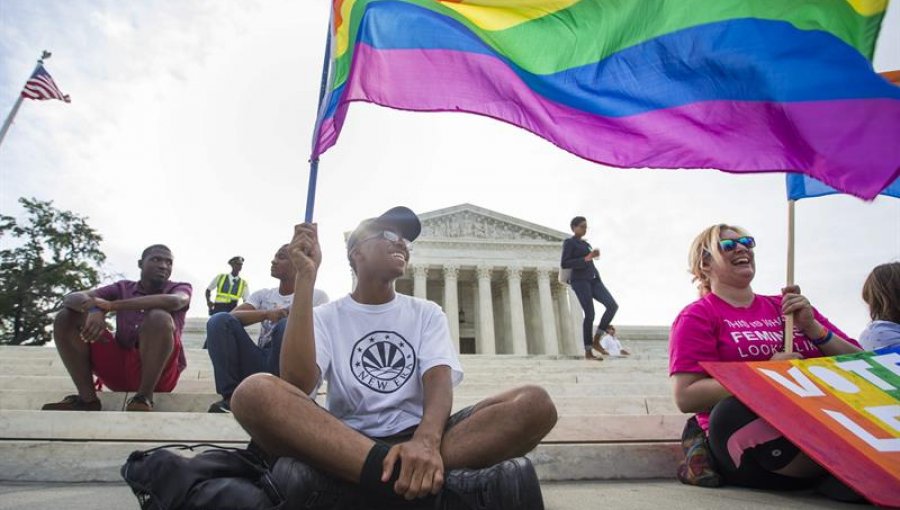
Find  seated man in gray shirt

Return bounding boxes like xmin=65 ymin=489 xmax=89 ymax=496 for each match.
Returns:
xmin=205 ymin=244 xmax=328 ymax=413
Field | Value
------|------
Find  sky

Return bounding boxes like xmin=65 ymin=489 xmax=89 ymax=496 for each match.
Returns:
xmin=0 ymin=0 xmax=898 ymax=337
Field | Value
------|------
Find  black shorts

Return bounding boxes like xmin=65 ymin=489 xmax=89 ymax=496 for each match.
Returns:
xmin=372 ymin=405 xmax=476 ymax=445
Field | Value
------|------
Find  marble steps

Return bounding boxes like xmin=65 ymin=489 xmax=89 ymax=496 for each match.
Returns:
xmin=0 ymin=376 xmax=673 ymax=397
xmin=1 ymin=346 xmax=670 ymax=364
xmin=1 ymin=363 xmax=669 ymax=382
xmin=0 ymin=410 xmax=683 ymax=482
xmin=0 ymin=440 xmax=682 ymax=483
xmin=0 ymin=391 xmax=683 ymax=415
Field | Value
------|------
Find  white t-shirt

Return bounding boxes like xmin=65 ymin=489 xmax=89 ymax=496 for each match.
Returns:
xmin=600 ymin=334 xmax=625 ymax=356
xmin=312 ymin=293 xmax=463 ymax=437
xmin=247 ymin=287 xmax=329 ymax=347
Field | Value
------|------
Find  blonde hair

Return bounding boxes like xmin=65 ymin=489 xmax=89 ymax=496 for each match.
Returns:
xmin=688 ymin=224 xmax=751 ymax=296
xmin=862 ymin=262 xmax=900 ymax=323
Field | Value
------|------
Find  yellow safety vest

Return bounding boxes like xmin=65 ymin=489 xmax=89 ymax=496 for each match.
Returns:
xmin=214 ymin=274 xmax=246 ymax=303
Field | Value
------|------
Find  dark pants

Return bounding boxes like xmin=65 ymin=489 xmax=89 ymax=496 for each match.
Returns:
xmin=570 ymin=277 xmax=618 ymax=348
xmin=707 ymin=397 xmax=817 ymax=490
xmin=209 ymin=302 xmax=238 ymax=316
xmin=206 ymin=314 xmax=287 ymax=400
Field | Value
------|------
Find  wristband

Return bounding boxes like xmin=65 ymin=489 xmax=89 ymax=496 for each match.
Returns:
xmin=812 ymin=329 xmax=833 ymax=346
xmin=88 ymin=306 xmax=103 ymax=314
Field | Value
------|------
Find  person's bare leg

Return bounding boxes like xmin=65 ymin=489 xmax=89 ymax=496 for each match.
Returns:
xmin=230 ymin=373 xmax=376 ymax=483
xmin=441 ymin=385 xmax=557 ymax=469
xmin=52 ymin=308 xmax=97 ymax=402
xmin=136 ymin=309 xmax=175 ymax=400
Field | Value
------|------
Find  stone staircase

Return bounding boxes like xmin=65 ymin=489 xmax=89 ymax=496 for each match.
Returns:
xmin=0 ymin=320 xmax=682 ymax=484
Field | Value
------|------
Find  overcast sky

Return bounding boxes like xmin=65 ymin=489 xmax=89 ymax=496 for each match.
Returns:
xmin=1 ymin=0 xmax=898 ymax=338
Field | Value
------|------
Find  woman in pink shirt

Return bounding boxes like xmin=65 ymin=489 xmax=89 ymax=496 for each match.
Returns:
xmin=669 ymin=224 xmax=860 ymax=493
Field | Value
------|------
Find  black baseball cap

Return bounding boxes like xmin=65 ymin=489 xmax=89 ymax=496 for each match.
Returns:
xmin=346 ymin=206 xmax=421 ymax=253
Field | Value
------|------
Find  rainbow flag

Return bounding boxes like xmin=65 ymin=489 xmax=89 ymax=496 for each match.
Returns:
xmin=311 ymin=0 xmax=900 ymax=200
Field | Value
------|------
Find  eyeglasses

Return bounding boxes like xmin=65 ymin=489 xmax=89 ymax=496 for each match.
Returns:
xmin=356 ymin=230 xmax=412 ymax=250
xmin=719 ymin=236 xmax=756 ymax=252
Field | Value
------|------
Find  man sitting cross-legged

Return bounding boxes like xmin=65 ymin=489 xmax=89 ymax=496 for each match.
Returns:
xmin=42 ymin=244 xmax=191 ymax=412
xmin=230 ymin=207 xmax=558 ymax=509
xmin=205 ymin=244 xmax=328 ymax=413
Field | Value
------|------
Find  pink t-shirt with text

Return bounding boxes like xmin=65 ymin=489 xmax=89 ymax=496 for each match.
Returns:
xmin=668 ymin=293 xmax=854 ymax=430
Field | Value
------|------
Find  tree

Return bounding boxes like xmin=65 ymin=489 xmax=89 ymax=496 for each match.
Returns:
xmin=0 ymin=197 xmax=106 ymax=345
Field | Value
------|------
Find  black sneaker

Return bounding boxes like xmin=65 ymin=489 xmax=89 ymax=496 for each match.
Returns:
xmin=207 ymin=399 xmax=231 ymax=413
xmin=270 ymin=457 xmax=367 ymax=510
xmin=438 ymin=457 xmax=544 ymax=510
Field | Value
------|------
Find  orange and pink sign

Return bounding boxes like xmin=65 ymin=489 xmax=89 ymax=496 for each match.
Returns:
xmin=703 ymin=350 xmax=900 ymax=508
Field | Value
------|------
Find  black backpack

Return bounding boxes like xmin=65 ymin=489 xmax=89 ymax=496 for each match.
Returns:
xmin=121 ymin=443 xmax=285 ymax=510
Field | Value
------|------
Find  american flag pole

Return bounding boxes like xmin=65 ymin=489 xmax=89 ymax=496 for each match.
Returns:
xmin=0 ymin=51 xmax=53 ymax=150
xmin=0 ymin=51 xmax=51 ymax=149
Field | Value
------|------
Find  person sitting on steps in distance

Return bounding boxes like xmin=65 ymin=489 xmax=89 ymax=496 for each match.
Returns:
xmin=42 ymin=244 xmax=191 ymax=412
xmin=599 ymin=325 xmax=630 ymax=356
xmin=205 ymin=244 xmax=328 ymax=413
xmin=230 ymin=206 xmax=558 ymax=509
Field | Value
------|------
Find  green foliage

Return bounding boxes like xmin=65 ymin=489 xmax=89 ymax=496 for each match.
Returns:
xmin=0 ymin=197 xmax=106 ymax=345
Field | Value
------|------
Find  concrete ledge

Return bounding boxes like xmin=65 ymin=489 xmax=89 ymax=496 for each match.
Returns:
xmin=0 ymin=440 xmax=680 ymax=483
xmin=0 ymin=376 xmax=672 ymax=396
xmin=1 ymin=411 xmax=682 ymax=444
xmin=532 ymin=442 xmax=681 ymax=481
xmin=0 ymin=390 xmax=682 ymax=415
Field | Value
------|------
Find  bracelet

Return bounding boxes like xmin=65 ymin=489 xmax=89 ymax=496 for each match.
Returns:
xmin=812 ymin=329 xmax=833 ymax=346
xmin=88 ymin=306 xmax=103 ymax=314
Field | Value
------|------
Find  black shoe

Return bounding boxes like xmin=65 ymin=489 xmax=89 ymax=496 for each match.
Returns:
xmin=270 ymin=457 xmax=367 ymax=509
xmin=438 ymin=457 xmax=544 ymax=510
xmin=208 ymin=399 xmax=231 ymax=413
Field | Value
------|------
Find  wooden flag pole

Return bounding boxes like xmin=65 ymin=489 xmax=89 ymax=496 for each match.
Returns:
xmin=784 ymin=199 xmax=796 ymax=352
xmin=0 ymin=51 xmax=50 ymax=150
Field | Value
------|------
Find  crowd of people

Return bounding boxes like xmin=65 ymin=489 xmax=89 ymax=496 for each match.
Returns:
xmin=36 ymin=208 xmax=898 ymax=506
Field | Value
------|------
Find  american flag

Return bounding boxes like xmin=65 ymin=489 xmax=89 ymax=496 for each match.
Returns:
xmin=21 ymin=64 xmax=70 ymax=103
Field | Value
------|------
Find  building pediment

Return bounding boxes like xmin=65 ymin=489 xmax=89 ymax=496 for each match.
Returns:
xmin=419 ymin=204 xmax=568 ymax=243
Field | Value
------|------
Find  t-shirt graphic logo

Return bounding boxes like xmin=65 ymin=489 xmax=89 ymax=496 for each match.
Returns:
xmin=351 ymin=330 xmax=417 ymax=394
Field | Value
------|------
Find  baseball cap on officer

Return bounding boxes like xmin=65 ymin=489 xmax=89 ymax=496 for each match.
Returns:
xmin=346 ymin=206 xmax=422 ymax=255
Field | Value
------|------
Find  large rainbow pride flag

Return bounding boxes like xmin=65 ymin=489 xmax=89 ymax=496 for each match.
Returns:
xmin=311 ymin=0 xmax=900 ymax=200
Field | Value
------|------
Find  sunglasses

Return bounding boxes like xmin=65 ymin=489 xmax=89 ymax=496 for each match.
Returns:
xmin=357 ymin=230 xmax=412 ymax=249
xmin=718 ymin=236 xmax=756 ymax=252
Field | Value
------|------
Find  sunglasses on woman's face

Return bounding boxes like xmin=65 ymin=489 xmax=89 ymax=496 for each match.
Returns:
xmin=719 ymin=236 xmax=756 ymax=252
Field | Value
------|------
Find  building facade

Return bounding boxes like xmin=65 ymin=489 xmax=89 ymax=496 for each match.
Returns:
xmin=381 ymin=204 xmax=583 ymax=355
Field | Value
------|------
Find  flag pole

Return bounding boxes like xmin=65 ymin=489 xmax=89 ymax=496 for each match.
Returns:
xmin=305 ymin=17 xmax=333 ymax=223
xmin=0 ymin=51 xmax=50 ymax=150
xmin=784 ymin=199 xmax=796 ymax=352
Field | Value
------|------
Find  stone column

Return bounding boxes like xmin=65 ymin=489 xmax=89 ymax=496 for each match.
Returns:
xmin=568 ymin=286 xmax=584 ymax=352
xmin=555 ymin=282 xmax=578 ymax=355
xmin=476 ymin=266 xmax=496 ymax=355
xmin=442 ymin=264 xmax=460 ymax=353
xmin=506 ymin=266 xmax=528 ymax=355
xmin=413 ymin=265 xmax=429 ymax=300
xmin=536 ymin=268 xmax=559 ymax=356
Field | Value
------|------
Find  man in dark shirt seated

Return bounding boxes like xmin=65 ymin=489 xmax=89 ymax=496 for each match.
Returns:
xmin=42 ymin=244 xmax=192 ymax=412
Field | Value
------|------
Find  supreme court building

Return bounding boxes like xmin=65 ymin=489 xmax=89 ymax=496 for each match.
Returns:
xmin=360 ymin=203 xmax=583 ymax=356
